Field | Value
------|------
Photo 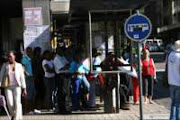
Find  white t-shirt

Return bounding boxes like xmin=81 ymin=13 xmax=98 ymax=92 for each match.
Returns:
xmin=42 ymin=60 xmax=55 ymax=78
xmin=9 ymin=71 xmax=18 ymax=86
xmin=53 ymin=55 xmax=69 ymax=74
xmin=168 ymin=51 xmax=180 ymax=86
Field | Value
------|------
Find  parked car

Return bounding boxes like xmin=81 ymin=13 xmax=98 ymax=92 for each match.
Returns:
xmin=145 ymin=39 xmax=164 ymax=52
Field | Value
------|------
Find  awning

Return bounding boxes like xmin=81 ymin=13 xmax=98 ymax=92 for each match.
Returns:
xmin=69 ymin=0 xmax=148 ymax=22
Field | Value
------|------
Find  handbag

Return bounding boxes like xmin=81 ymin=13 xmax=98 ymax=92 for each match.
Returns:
xmin=1 ymin=68 xmax=10 ymax=88
xmin=1 ymin=74 xmax=10 ymax=88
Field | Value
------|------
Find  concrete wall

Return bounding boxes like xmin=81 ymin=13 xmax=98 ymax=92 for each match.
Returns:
xmin=1 ymin=17 xmax=10 ymax=52
xmin=0 ymin=17 xmax=23 ymax=52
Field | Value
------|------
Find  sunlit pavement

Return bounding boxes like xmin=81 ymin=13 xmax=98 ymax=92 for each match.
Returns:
xmin=1 ymin=101 xmax=169 ymax=120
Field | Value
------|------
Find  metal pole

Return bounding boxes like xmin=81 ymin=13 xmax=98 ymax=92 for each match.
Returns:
xmin=89 ymin=11 xmax=93 ymax=72
xmin=115 ymin=73 xmax=120 ymax=113
xmin=104 ymin=21 xmax=108 ymax=56
xmin=138 ymin=43 xmax=144 ymax=120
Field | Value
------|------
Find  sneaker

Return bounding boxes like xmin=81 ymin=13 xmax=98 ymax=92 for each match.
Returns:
xmin=33 ymin=109 xmax=41 ymax=114
xmin=28 ymin=111 xmax=34 ymax=115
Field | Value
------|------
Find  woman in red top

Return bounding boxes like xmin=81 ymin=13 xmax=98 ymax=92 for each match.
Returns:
xmin=142 ymin=49 xmax=156 ymax=104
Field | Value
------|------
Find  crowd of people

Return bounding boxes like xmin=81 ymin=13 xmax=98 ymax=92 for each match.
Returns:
xmin=0 ymin=45 xmax=159 ymax=120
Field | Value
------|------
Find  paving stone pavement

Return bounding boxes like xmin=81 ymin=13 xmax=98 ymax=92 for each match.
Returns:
xmin=0 ymin=102 xmax=170 ymax=120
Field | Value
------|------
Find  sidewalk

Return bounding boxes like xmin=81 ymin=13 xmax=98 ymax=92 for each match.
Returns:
xmin=0 ymin=102 xmax=170 ymax=120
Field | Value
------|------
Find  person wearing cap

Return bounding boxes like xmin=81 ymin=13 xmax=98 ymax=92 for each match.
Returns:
xmin=167 ymin=40 xmax=180 ymax=120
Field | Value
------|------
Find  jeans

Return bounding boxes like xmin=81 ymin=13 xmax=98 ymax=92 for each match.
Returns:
xmin=5 ymin=87 xmax=22 ymax=120
xmin=88 ymin=79 xmax=96 ymax=107
xmin=44 ymin=77 xmax=56 ymax=109
xmin=77 ymin=75 xmax=90 ymax=91
xmin=26 ymin=76 xmax=36 ymax=101
xmin=72 ymin=75 xmax=90 ymax=109
xmin=170 ymin=85 xmax=180 ymax=120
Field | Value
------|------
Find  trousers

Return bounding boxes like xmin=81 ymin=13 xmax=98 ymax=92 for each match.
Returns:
xmin=132 ymin=77 xmax=139 ymax=102
xmin=5 ymin=87 xmax=22 ymax=120
xmin=170 ymin=85 xmax=180 ymax=120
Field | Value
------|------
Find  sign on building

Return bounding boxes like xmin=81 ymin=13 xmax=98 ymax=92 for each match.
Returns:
xmin=24 ymin=7 xmax=43 ymax=26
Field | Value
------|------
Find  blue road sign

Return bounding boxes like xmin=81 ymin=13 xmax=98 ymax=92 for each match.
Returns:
xmin=124 ymin=13 xmax=152 ymax=42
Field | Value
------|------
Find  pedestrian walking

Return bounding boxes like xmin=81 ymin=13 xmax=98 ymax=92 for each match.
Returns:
xmin=141 ymin=49 xmax=156 ymax=104
xmin=167 ymin=40 xmax=180 ymax=120
xmin=0 ymin=51 xmax=27 ymax=120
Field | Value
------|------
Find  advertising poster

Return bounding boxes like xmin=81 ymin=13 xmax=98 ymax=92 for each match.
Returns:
xmin=24 ymin=7 xmax=43 ymax=26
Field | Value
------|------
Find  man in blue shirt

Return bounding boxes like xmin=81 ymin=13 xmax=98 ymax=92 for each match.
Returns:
xmin=21 ymin=47 xmax=36 ymax=114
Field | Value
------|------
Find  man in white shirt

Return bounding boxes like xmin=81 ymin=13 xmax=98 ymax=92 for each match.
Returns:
xmin=53 ymin=48 xmax=70 ymax=114
xmin=168 ymin=40 xmax=180 ymax=120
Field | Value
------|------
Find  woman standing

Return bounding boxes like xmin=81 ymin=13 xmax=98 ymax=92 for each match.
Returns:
xmin=0 ymin=51 xmax=27 ymax=120
xmin=42 ymin=50 xmax=56 ymax=110
xmin=142 ymin=49 xmax=156 ymax=104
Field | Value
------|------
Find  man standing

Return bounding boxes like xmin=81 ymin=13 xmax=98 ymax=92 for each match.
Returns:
xmin=32 ymin=47 xmax=44 ymax=109
xmin=167 ymin=40 xmax=180 ymax=120
xmin=53 ymin=48 xmax=70 ymax=114
xmin=21 ymin=47 xmax=36 ymax=114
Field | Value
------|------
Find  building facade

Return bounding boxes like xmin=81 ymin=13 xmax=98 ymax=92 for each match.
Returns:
xmin=158 ymin=0 xmax=180 ymax=44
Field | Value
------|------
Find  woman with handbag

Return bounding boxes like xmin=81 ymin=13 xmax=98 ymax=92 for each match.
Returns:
xmin=0 ymin=51 xmax=27 ymax=120
xmin=142 ymin=49 xmax=156 ymax=104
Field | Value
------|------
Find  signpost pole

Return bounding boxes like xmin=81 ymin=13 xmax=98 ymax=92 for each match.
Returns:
xmin=138 ymin=43 xmax=144 ymax=120
xmin=124 ymin=11 xmax=152 ymax=120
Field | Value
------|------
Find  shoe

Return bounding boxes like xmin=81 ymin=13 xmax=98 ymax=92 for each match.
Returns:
xmin=58 ymin=110 xmax=71 ymax=115
xmin=28 ymin=111 xmax=34 ymax=115
xmin=133 ymin=101 xmax=139 ymax=105
xmin=144 ymin=101 xmax=148 ymax=105
xmin=120 ymin=106 xmax=130 ymax=110
xmin=149 ymin=100 xmax=154 ymax=104
xmin=120 ymin=104 xmax=130 ymax=110
xmin=33 ymin=109 xmax=41 ymax=114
